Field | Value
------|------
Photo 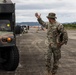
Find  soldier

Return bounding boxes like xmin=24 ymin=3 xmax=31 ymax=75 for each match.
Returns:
xmin=35 ymin=12 xmax=68 ymax=75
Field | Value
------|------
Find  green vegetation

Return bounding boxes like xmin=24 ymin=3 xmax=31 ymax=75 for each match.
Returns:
xmin=63 ymin=23 xmax=76 ymax=29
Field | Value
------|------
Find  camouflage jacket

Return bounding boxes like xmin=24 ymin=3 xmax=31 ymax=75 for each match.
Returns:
xmin=37 ymin=18 xmax=68 ymax=45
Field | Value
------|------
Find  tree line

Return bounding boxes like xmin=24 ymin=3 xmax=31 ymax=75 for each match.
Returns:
xmin=63 ymin=23 xmax=76 ymax=29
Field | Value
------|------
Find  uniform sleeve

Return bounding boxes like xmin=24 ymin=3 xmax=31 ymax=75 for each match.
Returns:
xmin=63 ymin=30 xmax=68 ymax=44
xmin=37 ymin=18 xmax=48 ymax=29
xmin=58 ymin=24 xmax=64 ymax=33
xmin=58 ymin=24 xmax=68 ymax=44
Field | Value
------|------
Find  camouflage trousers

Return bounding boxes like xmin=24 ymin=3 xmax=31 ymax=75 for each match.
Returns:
xmin=46 ymin=44 xmax=61 ymax=74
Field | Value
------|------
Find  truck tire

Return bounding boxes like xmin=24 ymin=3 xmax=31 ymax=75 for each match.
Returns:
xmin=2 ymin=46 xmax=19 ymax=71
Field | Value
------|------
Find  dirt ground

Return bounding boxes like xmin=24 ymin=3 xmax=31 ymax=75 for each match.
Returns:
xmin=0 ymin=28 xmax=76 ymax=75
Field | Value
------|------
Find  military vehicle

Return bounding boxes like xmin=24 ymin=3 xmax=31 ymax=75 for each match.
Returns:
xmin=0 ymin=0 xmax=19 ymax=71
xmin=20 ymin=24 xmax=29 ymax=33
xmin=15 ymin=24 xmax=29 ymax=34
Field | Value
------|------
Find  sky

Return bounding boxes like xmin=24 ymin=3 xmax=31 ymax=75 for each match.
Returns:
xmin=12 ymin=0 xmax=76 ymax=23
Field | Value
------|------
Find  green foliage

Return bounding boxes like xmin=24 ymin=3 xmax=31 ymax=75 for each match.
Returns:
xmin=63 ymin=23 xmax=76 ymax=29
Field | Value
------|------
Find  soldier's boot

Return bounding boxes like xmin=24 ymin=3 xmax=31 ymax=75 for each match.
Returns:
xmin=51 ymin=65 xmax=58 ymax=75
xmin=52 ymin=60 xmax=59 ymax=75
xmin=45 ymin=70 xmax=52 ymax=75
xmin=51 ymin=70 xmax=56 ymax=75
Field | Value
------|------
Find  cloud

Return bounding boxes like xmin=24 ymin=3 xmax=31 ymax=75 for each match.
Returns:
xmin=12 ymin=0 xmax=76 ymax=23
xmin=16 ymin=3 xmax=66 ymax=10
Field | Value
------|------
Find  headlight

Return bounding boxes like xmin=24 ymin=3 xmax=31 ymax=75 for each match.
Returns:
xmin=2 ymin=38 xmax=7 ymax=42
xmin=7 ymin=38 xmax=12 ymax=42
xmin=2 ymin=37 xmax=12 ymax=42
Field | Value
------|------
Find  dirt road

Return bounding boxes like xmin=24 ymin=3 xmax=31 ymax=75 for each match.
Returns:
xmin=0 ymin=28 xmax=76 ymax=75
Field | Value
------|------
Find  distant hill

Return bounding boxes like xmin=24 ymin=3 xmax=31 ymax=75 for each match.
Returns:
xmin=62 ymin=22 xmax=76 ymax=24
xmin=16 ymin=22 xmax=76 ymax=26
xmin=16 ymin=22 xmax=40 ymax=26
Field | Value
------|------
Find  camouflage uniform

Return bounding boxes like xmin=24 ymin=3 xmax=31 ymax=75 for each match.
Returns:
xmin=37 ymin=13 xmax=65 ymax=74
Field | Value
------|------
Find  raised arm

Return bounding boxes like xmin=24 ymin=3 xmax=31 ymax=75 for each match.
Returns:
xmin=35 ymin=13 xmax=48 ymax=28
